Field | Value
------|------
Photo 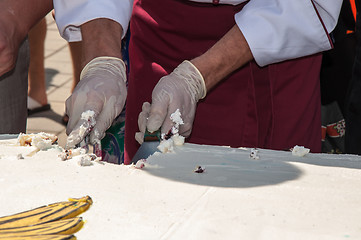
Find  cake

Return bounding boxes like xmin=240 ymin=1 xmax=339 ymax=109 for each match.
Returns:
xmin=1 ymin=133 xmax=361 ymax=239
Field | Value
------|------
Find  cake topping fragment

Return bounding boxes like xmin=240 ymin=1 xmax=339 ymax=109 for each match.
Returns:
xmin=250 ymin=148 xmax=259 ymax=160
xmin=291 ymin=145 xmax=310 ymax=157
xmin=157 ymin=109 xmax=185 ymax=153
xmin=194 ymin=166 xmax=205 ymax=173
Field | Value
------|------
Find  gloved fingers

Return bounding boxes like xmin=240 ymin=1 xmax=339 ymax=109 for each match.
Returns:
xmin=160 ymin=104 xmax=180 ymax=137
xmin=138 ymin=112 xmax=148 ymax=134
xmin=89 ymin=122 xmax=106 ymax=146
xmin=147 ymin=97 xmax=169 ymax=133
xmin=66 ymin=110 xmax=97 ymax=149
xmin=177 ymin=107 xmax=195 ymax=137
xmin=89 ymin=128 xmax=105 ymax=146
xmin=65 ymin=93 xmax=84 ymax=135
xmin=66 ymin=126 xmax=90 ymax=149
xmin=138 ymin=102 xmax=151 ymax=134
xmin=178 ymin=123 xmax=193 ymax=137
xmin=135 ymin=131 xmax=144 ymax=145
xmin=89 ymin=97 xmax=124 ymax=145
xmin=160 ymin=117 xmax=174 ymax=137
xmin=136 ymin=102 xmax=150 ymax=144
xmin=65 ymin=92 xmax=104 ymax=149
xmin=65 ymin=91 xmax=104 ymax=135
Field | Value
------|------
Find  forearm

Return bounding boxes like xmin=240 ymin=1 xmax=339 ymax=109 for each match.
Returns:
xmin=80 ymin=18 xmax=123 ymax=68
xmin=66 ymin=19 xmax=126 ymax=147
xmin=191 ymin=25 xmax=253 ymax=91
xmin=0 ymin=0 xmax=53 ymax=38
xmin=0 ymin=0 xmax=52 ymax=75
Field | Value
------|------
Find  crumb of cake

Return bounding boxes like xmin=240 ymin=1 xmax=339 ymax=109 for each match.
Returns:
xmin=72 ymin=147 xmax=87 ymax=156
xmin=66 ymin=110 xmax=96 ymax=149
xmin=170 ymin=109 xmax=183 ymax=125
xmin=58 ymin=149 xmax=73 ymax=161
xmin=158 ymin=138 xmax=174 ymax=153
xmin=250 ymin=148 xmax=259 ymax=160
xmin=57 ymin=146 xmax=102 ymax=166
xmin=79 ymin=110 xmax=96 ymax=138
xmin=157 ymin=109 xmax=185 ymax=154
xmin=78 ymin=156 xmax=94 ymax=166
xmin=135 ymin=159 xmax=147 ymax=169
xmin=172 ymin=134 xmax=185 ymax=146
xmin=58 ymin=148 xmax=87 ymax=161
xmin=292 ymin=145 xmax=310 ymax=157
xmin=194 ymin=166 xmax=205 ymax=173
xmin=17 ymin=132 xmax=57 ymax=149
xmin=76 ymin=153 xmax=102 ymax=166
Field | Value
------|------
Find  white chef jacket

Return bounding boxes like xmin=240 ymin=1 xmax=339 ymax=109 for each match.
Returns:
xmin=53 ymin=0 xmax=342 ymax=66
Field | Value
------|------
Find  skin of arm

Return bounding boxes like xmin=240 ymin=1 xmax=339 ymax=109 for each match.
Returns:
xmin=64 ymin=19 xmax=125 ymax=146
xmin=0 ymin=0 xmax=53 ymax=76
xmin=191 ymin=25 xmax=254 ymax=91
xmin=80 ymin=18 xmax=123 ymax=68
xmin=79 ymin=21 xmax=247 ymax=90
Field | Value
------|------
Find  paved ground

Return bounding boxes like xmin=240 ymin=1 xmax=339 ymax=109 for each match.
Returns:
xmin=26 ymin=14 xmax=73 ymax=147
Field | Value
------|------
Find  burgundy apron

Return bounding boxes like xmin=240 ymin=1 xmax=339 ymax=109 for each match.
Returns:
xmin=125 ymin=0 xmax=322 ymax=164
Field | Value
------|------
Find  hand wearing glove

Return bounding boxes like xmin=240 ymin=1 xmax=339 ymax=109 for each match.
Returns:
xmin=136 ymin=60 xmax=206 ymax=144
xmin=66 ymin=56 xmax=127 ymax=148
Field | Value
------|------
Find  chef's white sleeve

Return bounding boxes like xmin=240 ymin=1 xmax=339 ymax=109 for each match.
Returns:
xmin=53 ymin=0 xmax=133 ymax=42
xmin=235 ymin=0 xmax=342 ymax=67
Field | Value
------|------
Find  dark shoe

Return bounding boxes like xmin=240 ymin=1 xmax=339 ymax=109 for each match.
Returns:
xmin=27 ymin=96 xmax=51 ymax=116
xmin=62 ymin=113 xmax=69 ymax=126
xmin=28 ymin=104 xmax=51 ymax=115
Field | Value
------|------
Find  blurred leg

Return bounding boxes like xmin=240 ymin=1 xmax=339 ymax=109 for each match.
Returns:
xmin=62 ymin=41 xmax=82 ymax=125
xmin=28 ymin=17 xmax=47 ymax=106
xmin=345 ymin=13 xmax=361 ymax=154
xmin=69 ymin=41 xmax=82 ymax=92
xmin=0 ymin=39 xmax=29 ymax=133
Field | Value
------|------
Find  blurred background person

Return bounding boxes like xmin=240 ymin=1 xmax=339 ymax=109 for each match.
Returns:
xmin=0 ymin=0 xmax=53 ymax=134
xmin=345 ymin=0 xmax=361 ymax=154
xmin=320 ymin=0 xmax=359 ymax=153
xmin=27 ymin=17 xmax=51 ymax=115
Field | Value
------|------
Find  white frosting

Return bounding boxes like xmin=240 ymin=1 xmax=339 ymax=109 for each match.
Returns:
xmin=158 ymin=109 xmax=185 ymax=154
xmin=77 ymin=155 xmax=94 ymax=166
xmin=170 ymin=109 xmax=183 ymax=126
xmin=31 ymin=135 xmax=53 ymax=150
xmin=135 ymin=159 xmax=147 ymax=169
xmin=250 ymin=148 xmax=259 ymax=160
xmin=292 ymin=145 xmax=310 ymax=157
xmin=17 ymin=132 xmax=58 ymax=150
xmin=157 ymin=138 xmax=175 ymax=153
xmin=172 ymin=134 xmax=185 ymax=146
xmin=1 ymin=134 xmax=361 ymax=239
xmin=79 ymin=110 xmax=96 ymax=139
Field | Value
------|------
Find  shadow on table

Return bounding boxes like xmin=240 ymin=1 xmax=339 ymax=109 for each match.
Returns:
xmin=142 ymin=144 xmax=361 ymax=188
xmin=143 ymin=145 xmax=302 ymax=188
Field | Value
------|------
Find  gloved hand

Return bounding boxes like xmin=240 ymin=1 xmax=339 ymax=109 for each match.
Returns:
xmin=136 ymin=60 xmax=206 ymax=144
xmin=66 ymin=56 xmax=127 ymax=148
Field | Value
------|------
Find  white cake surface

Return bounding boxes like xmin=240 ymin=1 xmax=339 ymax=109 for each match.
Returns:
xmin=1 ymin=134 xmax=361 ymax=239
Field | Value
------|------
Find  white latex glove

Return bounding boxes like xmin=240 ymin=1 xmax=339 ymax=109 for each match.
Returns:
xmin=136 ymin=60 xmax=206 ymax=144
xmin=66 ymin=56 xmax=127 ymax=148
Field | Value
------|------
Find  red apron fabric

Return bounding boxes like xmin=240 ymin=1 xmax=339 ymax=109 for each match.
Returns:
xmin=125 ymin=0 xmax=322 ymax=164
